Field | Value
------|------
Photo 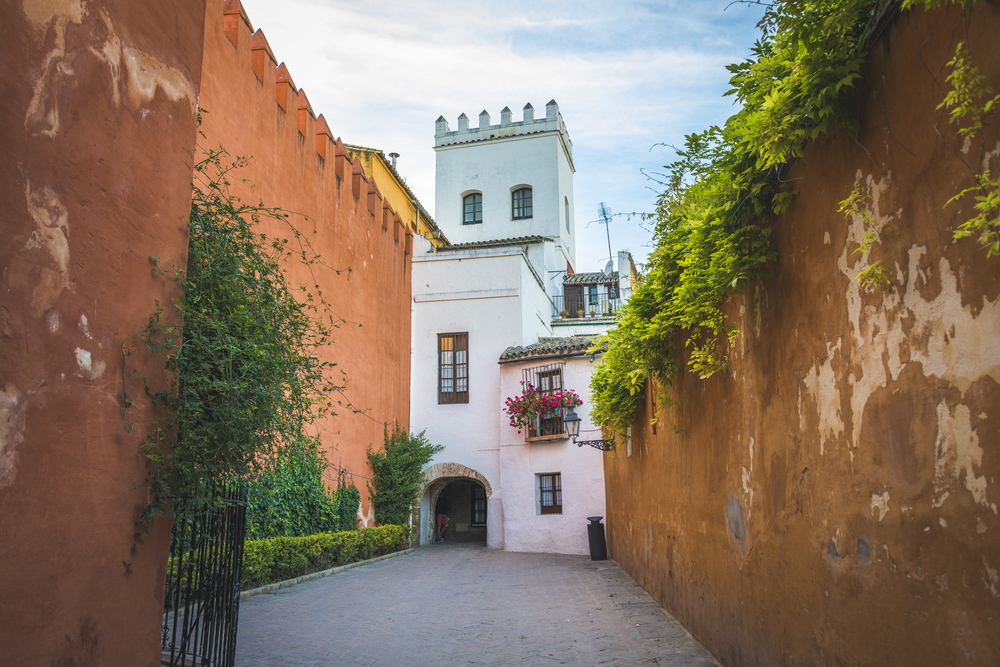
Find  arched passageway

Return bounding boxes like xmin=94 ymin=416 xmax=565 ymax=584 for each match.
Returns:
xmin=416 ymin=463 xmax=493 ymax=546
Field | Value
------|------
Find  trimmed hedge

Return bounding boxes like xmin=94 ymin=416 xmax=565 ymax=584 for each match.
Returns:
xmin=240 ymin=524 xmax=410 ymax=590
xmin=165 ymin=525 xmax=410 ymax=604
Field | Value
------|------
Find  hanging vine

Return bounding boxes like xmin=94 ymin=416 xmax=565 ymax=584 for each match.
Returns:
xmin=124 ymin=146 xmax=352 ymax=554
xmin=590 ymin=0 xmax=996 ymax=439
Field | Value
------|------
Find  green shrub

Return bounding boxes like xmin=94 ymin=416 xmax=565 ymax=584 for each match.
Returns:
xmin=245 ymin=436 xmax=339 ymax=540
xmin=367 ymin=426 xmax=442 ymax=526
xmin=237 ymin=524 xmax=409 ymax=590
xmin=332 ymin=484 xmax=361 ymax=532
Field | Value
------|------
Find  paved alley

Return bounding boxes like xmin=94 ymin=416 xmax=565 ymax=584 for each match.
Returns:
xmin=235 ymin=541 xmax=719 ymax=666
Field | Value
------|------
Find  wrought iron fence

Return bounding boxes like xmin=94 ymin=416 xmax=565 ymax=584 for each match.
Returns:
xmin=552 ymin=294 xmax=622 ymax=319
xmin=162 ymin=484 xmax=247 ymax=667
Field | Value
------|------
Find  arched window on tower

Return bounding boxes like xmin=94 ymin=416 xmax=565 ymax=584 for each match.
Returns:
xmin=463 ymin=193 xmax=482 ymax=225
xmin=512 ymin=187 xmax=532 ymax=220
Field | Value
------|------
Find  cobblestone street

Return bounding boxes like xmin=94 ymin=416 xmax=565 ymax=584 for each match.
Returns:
xmin=236 ymin=541 xmax=719 ymax=666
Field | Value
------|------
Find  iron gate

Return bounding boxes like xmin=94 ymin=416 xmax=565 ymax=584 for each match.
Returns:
xmin=162 ymin=484 xmax=247 ymax=667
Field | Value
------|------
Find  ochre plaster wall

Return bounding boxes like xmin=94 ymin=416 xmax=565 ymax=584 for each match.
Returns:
xmin=0 ymin=1 xmax=205 ymax=665
xmin=197 ymin=1 xmax=413 ymax=522
xmin=604 ymin=6 xmax=1000 ymax=666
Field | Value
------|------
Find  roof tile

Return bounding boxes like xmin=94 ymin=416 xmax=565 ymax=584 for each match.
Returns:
xmin=499 ymin=335 xmax=602 ymax=362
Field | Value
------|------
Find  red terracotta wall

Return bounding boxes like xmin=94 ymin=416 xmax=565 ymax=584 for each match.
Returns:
xmin=197 ymin=1 xmax=413 ymax=521
xmin=0 ymin=2 xmax=205 ymax=665
xmin=604 ymin=5 xmax=1000 ymax=667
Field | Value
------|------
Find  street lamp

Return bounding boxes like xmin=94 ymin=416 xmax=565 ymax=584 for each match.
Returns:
xmin=562 ymin=406 xmax=614 ymax=451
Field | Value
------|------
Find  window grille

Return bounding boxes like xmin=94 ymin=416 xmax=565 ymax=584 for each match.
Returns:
xmin=539 ymin=473 xmax=562 ymax=514
xmin=438 ymin=333 xmax=469 ymax=404
xmin=512 ymin=187 xmax=533 ymax=219
xmin=522 ymin=362 xmax=566 ymax=437
xmin=471 ymin=485 xmax=487 ymax=526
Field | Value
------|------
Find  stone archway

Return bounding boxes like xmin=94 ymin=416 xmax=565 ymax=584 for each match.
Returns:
xmin=414 ymin=463 xmax=493 ymax=546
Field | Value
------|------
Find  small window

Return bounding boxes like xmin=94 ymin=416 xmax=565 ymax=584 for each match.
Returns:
xmin=512 ymin=187 xmax=532 ymax=220
xmin=565 ymin=197 xmax=570 ymax=232
xmin=438 ymin=333 xmax=469 ymax=404
xmin=471 ymin=485 xmax=487 ymax=526
xmin=589 ymin=285 xmax=599 ymax=305
xmin=463 ymin=193 xmax=482 ymax=225
xmin=539 ymin=473 xmax=562 ymax=515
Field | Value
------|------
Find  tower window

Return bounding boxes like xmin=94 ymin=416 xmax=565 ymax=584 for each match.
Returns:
xmin=463 ymin=193 xmax=482 ymax=225
xmin=565 ymin=197 xmax=570 ymax=232
xmin=512 ymin=187 xmax=533 ymax=220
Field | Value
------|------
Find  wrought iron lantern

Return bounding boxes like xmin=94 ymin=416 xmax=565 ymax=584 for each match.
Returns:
xmin=562 ymin=406 xmax=614 ymax=451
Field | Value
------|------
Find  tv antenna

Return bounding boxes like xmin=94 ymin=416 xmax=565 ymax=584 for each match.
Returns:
xmin=598 ymin=202 xmax=613 ymax=271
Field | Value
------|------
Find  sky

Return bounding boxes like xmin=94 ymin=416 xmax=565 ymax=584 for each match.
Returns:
xmin=238 ymin=0 xmax=767 ymax=273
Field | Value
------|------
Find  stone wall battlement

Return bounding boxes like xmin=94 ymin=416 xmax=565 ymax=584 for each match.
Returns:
xmin=434 ymin=100 xmax=573 ymax=158
xmin=209 ymin=0 xmax=412 ymax=243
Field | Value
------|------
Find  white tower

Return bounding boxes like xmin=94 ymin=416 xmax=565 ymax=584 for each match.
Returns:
xmin=433 ymin=100 xmax=577 ymax=273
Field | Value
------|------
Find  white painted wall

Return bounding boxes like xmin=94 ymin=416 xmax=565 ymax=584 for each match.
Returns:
xmin=410 ymin=102 xmax=611 ymax=555
xmin=411 ymin=242 xmax=553 ymax=549
xmin=498 ymin=356 xmax=607 ymax=555
xmin=434 ymin=102 xmax=576 ymax=273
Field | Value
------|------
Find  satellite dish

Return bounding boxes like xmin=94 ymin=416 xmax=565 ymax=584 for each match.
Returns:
xmin=603 ymin=260 xmax=614 ymax=276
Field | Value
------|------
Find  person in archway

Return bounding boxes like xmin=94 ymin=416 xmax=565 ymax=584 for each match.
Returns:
xmin=436 ymin=510 xmax=450 ymax=543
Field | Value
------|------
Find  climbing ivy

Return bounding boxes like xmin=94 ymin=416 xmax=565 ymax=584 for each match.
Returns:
xmin=937 ymin=38 xmax=1000 ymax=256
xmin=125 ymin=146 xmax=350 ymax=553
xmin=837 ymin=183 xmax=891 ymax=289
xmin=244 ymin=437 xmax=336 ymax=540
xmin=590 ymin=0 xmax=995 ymax=438
xmin=244 ymin=449 xmax=362 ymax=540
xmin=367 ymin=426 xmax=442 ymax=526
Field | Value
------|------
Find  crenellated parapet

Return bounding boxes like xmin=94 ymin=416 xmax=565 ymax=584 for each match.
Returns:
xmin=434 ymin=100 xmax=573 ymax=161
xmin=204 ymin=0 xmax=424 ymax=250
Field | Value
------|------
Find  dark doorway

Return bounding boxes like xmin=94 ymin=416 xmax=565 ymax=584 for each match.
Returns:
xmin=433 ymin=479 xmax=487 ymax=544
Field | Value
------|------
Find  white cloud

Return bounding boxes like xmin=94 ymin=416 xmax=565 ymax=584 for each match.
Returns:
xmin=238 ymin=0 xmax=763 ymax=270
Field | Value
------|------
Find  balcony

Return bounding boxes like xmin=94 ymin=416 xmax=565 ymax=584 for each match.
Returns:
xmin=525 ymin=416 xmax=568 ymax=442
xmin=552 ymin=294 xmax=622 ymax=319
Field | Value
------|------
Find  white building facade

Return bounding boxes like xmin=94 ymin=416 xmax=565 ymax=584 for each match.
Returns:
xmin=411 ymin=101 xmax=629 ymax=554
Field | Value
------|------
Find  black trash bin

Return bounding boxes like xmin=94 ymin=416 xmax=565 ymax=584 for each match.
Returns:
xmin=586 ymin=516 xmax=607 ymax=561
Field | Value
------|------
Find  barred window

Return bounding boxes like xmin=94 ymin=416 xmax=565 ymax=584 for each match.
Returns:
xmin=463 ymin=193 xmax=482 ymax=225
xmin=471 ymin=485 xmax=487 ymax=526
xmin=523 ymin=362 xmax=566 ymax=437
xmin=438 ymin=333 xmax=469 ymax=404
xmin=512 ymin=187 xmax=532 ymax=220
xmin=539 ymin=473 xmax=562 ymax=515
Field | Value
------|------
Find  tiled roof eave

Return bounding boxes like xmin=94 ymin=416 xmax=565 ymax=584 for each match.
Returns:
xmin=498 ymin=348 xmax=602 ymax=364
xmin=436 ymin=235 xmax=554 ymax=252
xmin=564 ymin=271 xmax=619 ymax=285
xmin=498 ymin=335 xmax=603 ymax=363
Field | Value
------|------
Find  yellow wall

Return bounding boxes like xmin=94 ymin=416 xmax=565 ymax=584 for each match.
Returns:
xmin=347 ymin=147 xmax=447 ymax=249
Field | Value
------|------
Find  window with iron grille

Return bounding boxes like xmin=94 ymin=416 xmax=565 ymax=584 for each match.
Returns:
xmin=522 ymin=362 xmax=565 ymax=437
xmin=471 ymin=485 xmax=487 ymax=526
xmin=512 ymin=187 xmax=532 ymax=219
xmin=463 ymin=193 xmax=482 ymax=225
xmin=438 ymin=333 xmax=468 ymax=404
xmin=539 ymin=473 xmax=562 ymax=514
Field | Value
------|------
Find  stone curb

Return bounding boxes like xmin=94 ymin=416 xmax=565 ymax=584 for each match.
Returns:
xmin=240 ymin=548 xmax=416 ymax=600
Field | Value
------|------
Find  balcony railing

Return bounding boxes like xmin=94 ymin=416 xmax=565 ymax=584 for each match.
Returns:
xmin=526 ymin=416 xmax=567 ymax=441
xmin=552 ymin=295 xmax=622 ymax=319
